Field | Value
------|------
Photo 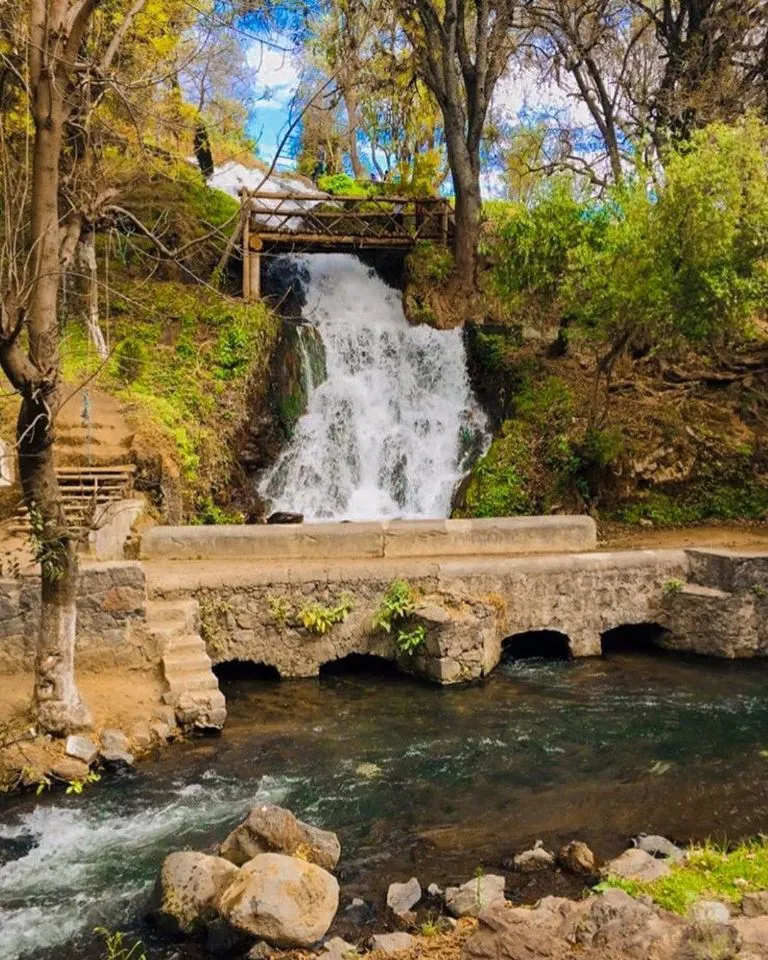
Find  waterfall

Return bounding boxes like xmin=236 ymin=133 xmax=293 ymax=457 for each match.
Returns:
xmin=259 ymin=253 xmax=488 ymax=521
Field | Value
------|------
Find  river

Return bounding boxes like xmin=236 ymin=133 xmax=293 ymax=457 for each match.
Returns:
xmin=3 ymin=644 xmax=768 ymax=959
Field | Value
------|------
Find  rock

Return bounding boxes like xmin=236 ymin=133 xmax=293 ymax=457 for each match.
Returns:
xmin=463 ymin=896 xmax=581 ymax=960
xmin=130 ymin=722 xmax=153 ymax=752
xmin=220 ymin=803 xmax=340 ymax=871
xmin=268 ymin=512 xmax=303 ymax=524
xmin=152 ymin=704 xmax=177 ymax=726
xmin=101 ymin=727 xmax=131 ymax=754
xmin=577 ymin=888 xmax=684 ymax=957
xmin=100 ymin=749 xmax=135 ymax=767
xmin=734 ymin=916 xmax=768 ymax=951
xmin=742 ymin=892 xmax=768 ymax=917
xmin=218 ymin=852 xmax=339 ymax=947
xmin=514 ymin=840 xmax=555 ymax=871
xmin=387 ymin=878 xmax=421 ymax=916
xmin=426 ymin=883 xmax=443 ymax=898
xmin=445 ymin=873 xmax=505 ymax=918
xmin=681 ymin=921 xmax=739 ymax=959
xmin=247 ymin=942 xmax=274 ymax=959
xmin=323 ymin=936 xmax=357 ymax=960
xmin=557 ymin=840 xmax=597 ymax=875
xmin=65 ymin=735 xmax=98 ymax=765
xmin=633 ymin=834 xmax=685 ymax=862
xmin=206 ymin=917 xmax=251 ymax=955
xmin=344 ymin=897 xmax=372 ymax=925
xmin=51 ymin=756 xmax=90 ymax=782
xmin=369 ymin=932 xmax=414 ymax=955
xmin=151 ymin=851 xmax=239 ymax=934
xmin=603 ymin=848 xmax=672 ymax=882
xmin=688 ymin=900 xmax=730 ymax=925
xmin=149 ymin=718 xmax=173 ymax=742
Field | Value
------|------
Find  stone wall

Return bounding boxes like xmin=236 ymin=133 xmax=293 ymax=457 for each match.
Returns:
xmin=0 ymin=561 xmax=151 ymax=673
xmin=152 ymin=549 xmax=691 ymax=684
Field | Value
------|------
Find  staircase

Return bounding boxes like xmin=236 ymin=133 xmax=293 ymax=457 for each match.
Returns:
xmin=662 ymin=549 xmax=768 ymax=658
xmin=145 ymin=596 xmax=227 ymax=731
xmin=9 ymin=464 xmax=136 ymax=536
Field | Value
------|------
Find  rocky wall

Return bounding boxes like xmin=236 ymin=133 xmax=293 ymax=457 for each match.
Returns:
xmin=0 ymin=560 xmax=151 ymax=673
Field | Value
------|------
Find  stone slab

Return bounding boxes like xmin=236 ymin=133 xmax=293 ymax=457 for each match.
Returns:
xmin=140 ymin=516 xmax=597 ymax=562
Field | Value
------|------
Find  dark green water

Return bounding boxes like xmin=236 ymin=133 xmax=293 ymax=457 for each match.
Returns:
xmin=3 ymin=647 xmax=768 ymax=959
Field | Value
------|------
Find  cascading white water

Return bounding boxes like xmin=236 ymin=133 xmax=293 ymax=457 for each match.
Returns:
xmin=259 ymin=254 xmax=488 ymax=521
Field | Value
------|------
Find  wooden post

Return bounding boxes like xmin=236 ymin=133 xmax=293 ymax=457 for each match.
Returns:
xmin=248 ymin=235 xmax=263 ymax=301
xmin=242 ymin=194 xmax=251 ymax=300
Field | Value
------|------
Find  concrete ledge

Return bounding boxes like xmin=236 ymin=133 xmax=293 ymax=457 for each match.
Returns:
xmin=140 ymin=516 xmax=597 ymax=561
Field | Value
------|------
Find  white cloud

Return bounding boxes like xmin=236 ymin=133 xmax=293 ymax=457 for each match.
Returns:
xmin=246 ymin=41 xmax=302 ymax=109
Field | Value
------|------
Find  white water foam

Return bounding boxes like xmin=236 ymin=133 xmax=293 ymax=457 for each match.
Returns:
xmin=0 ymin=775 xmax=291 ymax=960
xmin=259 ymin=254 xmax=488 ymax=520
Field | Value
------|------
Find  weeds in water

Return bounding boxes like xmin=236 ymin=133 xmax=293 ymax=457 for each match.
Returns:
xmin=66 ymin=771 xmax=101 ymax=795
xmin=95 ymin=927 xmax=147 ymax=960
xmin=597 ymin=838 xmax=768 ymax=914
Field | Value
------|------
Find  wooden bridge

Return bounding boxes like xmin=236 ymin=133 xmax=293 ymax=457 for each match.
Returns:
xmin=240 ymin=189 xmax=453 ymax=299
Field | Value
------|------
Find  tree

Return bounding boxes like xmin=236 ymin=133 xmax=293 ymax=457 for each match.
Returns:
xmin=396 ymin=0 xmax=518 ymax=286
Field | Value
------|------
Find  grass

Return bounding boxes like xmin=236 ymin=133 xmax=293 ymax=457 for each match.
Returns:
xmin=598 ymin=839 xmax=768 ymax=915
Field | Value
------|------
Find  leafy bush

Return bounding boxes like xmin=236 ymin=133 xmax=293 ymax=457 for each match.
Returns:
xmin=317 ymin=173 xmax=369 ymax=197
xmin=299 ymin=594 xmax=354 ymax=635
xmin=373 ymin=580 xmax=426 ymax=655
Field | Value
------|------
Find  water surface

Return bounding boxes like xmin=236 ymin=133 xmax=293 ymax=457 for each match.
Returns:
xmin=3 ymin=648 xmax=768 ymax=959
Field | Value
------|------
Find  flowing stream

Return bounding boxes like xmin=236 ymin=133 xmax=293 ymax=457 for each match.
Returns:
xmin=259 ymin=254 xmax=488 ymax=520
xmin=3 ymin=648 xmax=768 ymax=960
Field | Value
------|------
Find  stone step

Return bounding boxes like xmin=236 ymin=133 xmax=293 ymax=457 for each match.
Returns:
xmin=163 ymin=653 xmax=213 ymax=673
xmin=679 ymin=583 xmax=733 ymax=600
xmin=146 ymin=598 xmax=199 ymax=634
xmin=164 ymin=671 xmax=220 ymax=694
xmin=687 ymin=549 xmax=768 ymax=594
xmin=167 ymin=637 xmax=208 ymax=657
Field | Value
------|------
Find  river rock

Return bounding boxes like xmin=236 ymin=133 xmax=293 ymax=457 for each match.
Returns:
xmin=247 ymin=942 xmax=274 ymax=960
xmin=514 ymin=840 xmax=555 ymax=871
xmin=743 ymin=892 xmax=768 ymax=917
xmin=220 ymin=803 xmax=340 ymax=870
xmin=689 ymin=899 xmax=730 ymax=925
xmin=65 ymin=735 xmax=98 ymax=765
xmin=734 ymin=916 xmax=768 ymax=951
xmin=557 ymin=841 xmax=597 ymax=875
xmin=130 ymin=722 xmax=153 ymax=752
xmin=445 ymin=873 xmax=505 ymax=917
xmin=323 ymin=936 xmax=357 ymax=960
xmin=218 ymin=852 xmax=339 ymax=947
xmin=426 ymin=882 xmax=443 ymax=898
xmin=344 ymin=897 xmax=372 ymax=924
xmin=51 ymin=756 xmax=90 ymax=782
xmin=101 ymin=727 xmax=131 ymax=754
xmin=370 ymin=932 xmax=414 ymax=955
xmin=387 ymin=877 xmax=421 ymax=916
xmin=576 ymin=888 xmax=684 ymax=957
xmin=633 ymin=834 xmax=685 ymax=862
xmin=603 ymin=848 xmax=672 ymax=882
xmin=151 ymin=851 xmax=239 ymax=934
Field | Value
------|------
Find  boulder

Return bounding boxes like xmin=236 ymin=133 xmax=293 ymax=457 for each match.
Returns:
xmin=369 ymin=933 xmax=414 ymax=955
xmin=51 ymin=756 xmax=90 ymax=782
xmin=576 ymin=888 xmax=684 ymax=958
xmin=65 ymin=735 xmax=98 ymax=765
xmin=463 ymin=896 xmax=579 ymax=960
xmin=734 ymin=916 xmax=768 ymax=951
xmin=100 ymin=748 xmax=135 ymax=767
xmin=633 ymin=834 xmax=685 ymax=862
xmin=101 ymin=727 xmax=131 ymax=754
xmin=514 ymin=840 xmax=555 ymax=871
xmin=218 ymin=852 xmax=339 ymax=947
xmin=247 ymin=942 xmax=274 ymax=959
xmin=445 ymin=874 xmax=505 ymax=918
xmin=387 ymin=878 xmax=421 ymax=917
xmin=742 ymin=892 xmax=768 ymax=917
xmin=603 ymin=848 xmax=672 ymax=882
xmin=688 ymin=900 xmax=730 ymax=925
xmin=220 ymin=803 xmax=340 ymax=871
xmin=557 ymin=841 xmax=597 ymax=875
xmin=130 ymin=722 xmax=153 ymax=753
xmin=151 ymin=851 xmax=239 ymax=934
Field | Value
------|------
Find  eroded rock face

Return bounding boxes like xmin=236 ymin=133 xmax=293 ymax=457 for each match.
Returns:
xmin=218 ymin=852 xmax=339 ymax=947
xmin=219 ymin=803 xmax=341 ymax=870
xmin=446 ymin=874 xmax=505 ymax=918
xmin=151 ymin=851 xmax=239 ymax=934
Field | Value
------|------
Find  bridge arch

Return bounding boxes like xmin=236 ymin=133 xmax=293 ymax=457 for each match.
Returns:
xmin=600 ymin=622 xmax=671 ymax=656
xmin=319 ymin=653 xmax=400 ymax=677
xmin=213 ymin=659 xmax=281 ymax=682
xmin=502 ymin=629 xmax=572 ymax=660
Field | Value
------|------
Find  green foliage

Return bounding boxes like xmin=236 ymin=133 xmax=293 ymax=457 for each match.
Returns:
xmin=663 ymin=578 xmax=685 ymax=595
xmin=95 ymin=927 xmax=147 ymax=960
xmin=66 ymin=771 xmax=101 ymax=795
xmin=407 ymin=241 xmax=454 ymax=284
xmin=299 ymin=593 xmax=354 ymax=635
xmin=191 ymin=496 xmax=245 ymax=525
xmin=396 ymin=624 xmax=426 ymax=655
xmin=373 ymin=579 xmax=418 ymax=632
xmin=317 ymin=173 xmax=369 ymax=197
xmin=458 ymin=419 xmax=533 ymax=518
xmin=267 ymin=594 xmax=292 ymax=624
xmin=61 ymin=277 xmax=279 ymax=515
xmin=598 ymin=839 xmax=768 ymax=915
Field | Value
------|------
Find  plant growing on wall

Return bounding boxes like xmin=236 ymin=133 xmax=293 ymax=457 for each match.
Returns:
xmin=299 ymin=593 xmax=354 ymax=635
xmin=373 ymin=580 xmax=426 ymax=655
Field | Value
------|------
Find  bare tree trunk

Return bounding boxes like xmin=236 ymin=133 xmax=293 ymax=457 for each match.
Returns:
xmin=79 ymin=231 xmax=108 ymax=360
xmin=23 ymin=0 xmax=93 ymax=733
xmin=343 ymin=88 xmax=365 ymax=179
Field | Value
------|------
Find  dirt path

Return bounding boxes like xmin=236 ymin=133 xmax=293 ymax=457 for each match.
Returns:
xmin=599 ymin=521 xmax=768 ymax=551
